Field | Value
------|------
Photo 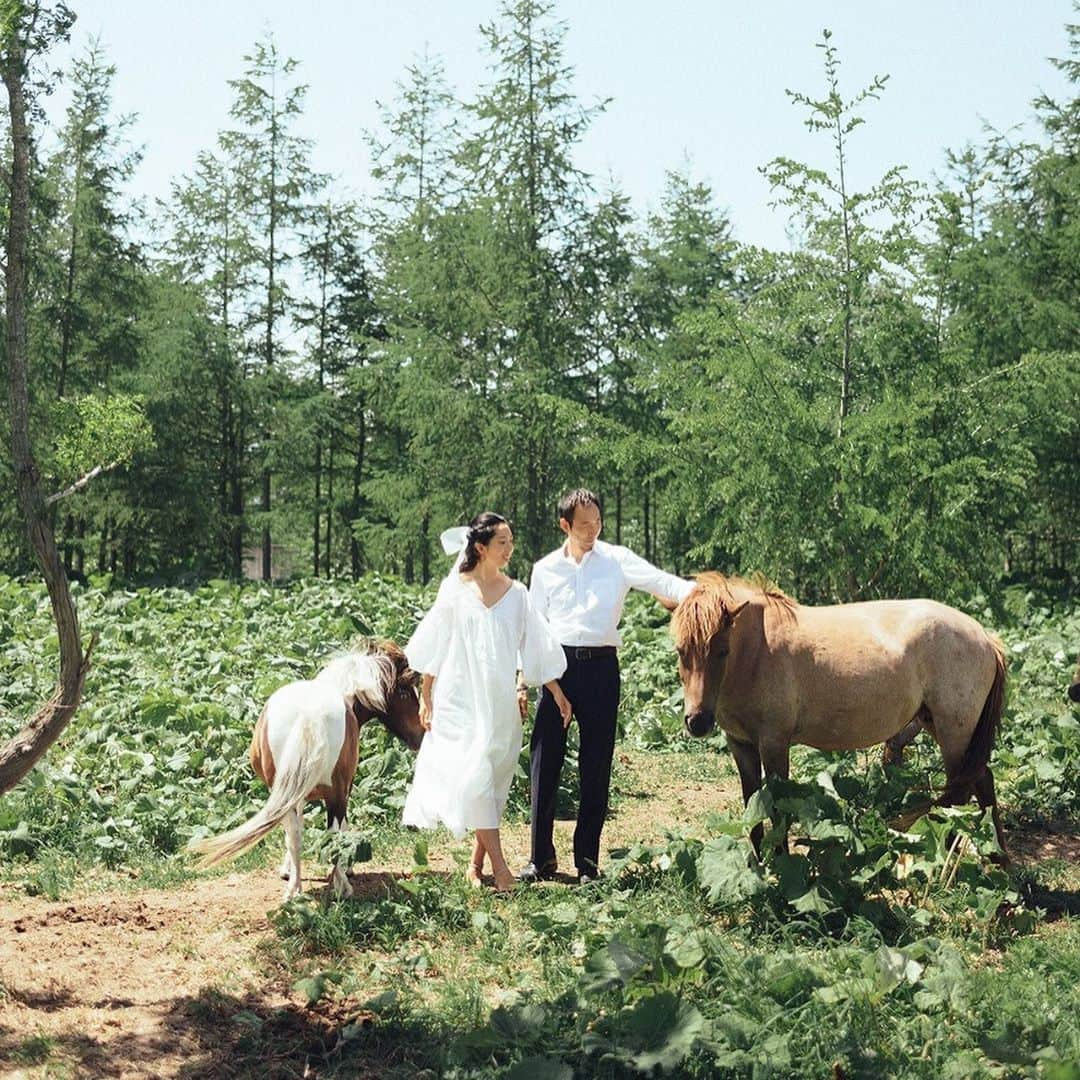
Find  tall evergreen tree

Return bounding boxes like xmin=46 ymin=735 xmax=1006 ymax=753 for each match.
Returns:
xmin=38 ymin=36 xmax=145 ymax=575
xmin=455 ymin=0 xmax=605 ymax=560
xmin=164 ymin=149 xmax=256 ymax=576
xmin=220 ymin=35 xmax=325 ymax=579
xmin=0 ymin=0 xmax=90 ymax=793
xmin=367 ymin=49 xmax=464 ymax=580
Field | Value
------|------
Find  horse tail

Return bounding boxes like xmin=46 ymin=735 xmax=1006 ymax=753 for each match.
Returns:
xmin=941 ymin=633 xmax=1007 ymax=800
xmin=190 ymin=699 xmax=335 ymax=868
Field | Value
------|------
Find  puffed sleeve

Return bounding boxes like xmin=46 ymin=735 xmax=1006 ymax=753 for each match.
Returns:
xmin=405 ymin=580 xmax=456 ymax=677
xmin=518 ymin=584 xmax=567 ymax=687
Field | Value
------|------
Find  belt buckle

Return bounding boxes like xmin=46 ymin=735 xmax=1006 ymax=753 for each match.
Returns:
xmin=574 ymin=647 xmax=592 ymax=661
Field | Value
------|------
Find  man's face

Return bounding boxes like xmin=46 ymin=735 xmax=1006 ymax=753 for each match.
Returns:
xmin=560 ymin=502 xmax=602 ymax=552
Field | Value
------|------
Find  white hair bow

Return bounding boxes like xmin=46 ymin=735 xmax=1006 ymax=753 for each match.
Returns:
xmin=440 ymin=526 xmax=470 ymax=556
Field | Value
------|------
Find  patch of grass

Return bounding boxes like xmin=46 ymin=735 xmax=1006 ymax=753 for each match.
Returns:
xmin=12 ymin=1032 xmax=54 ymax=1066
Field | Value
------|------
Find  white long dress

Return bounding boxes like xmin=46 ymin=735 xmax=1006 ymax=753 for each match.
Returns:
xmin=402 ymin=576 xmax=566 ymax=838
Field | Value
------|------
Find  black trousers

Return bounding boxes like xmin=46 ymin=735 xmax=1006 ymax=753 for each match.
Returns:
xmin=529 ymin=647 xmax=620 ymax=875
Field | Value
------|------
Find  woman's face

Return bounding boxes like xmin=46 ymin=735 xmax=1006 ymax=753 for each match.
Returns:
xmin=477 ymin=523 xmax=514 ymax=569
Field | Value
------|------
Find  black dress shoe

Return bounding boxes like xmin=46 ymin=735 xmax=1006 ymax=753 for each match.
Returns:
xmin=518 ymin=859 xmax=558 ymax=882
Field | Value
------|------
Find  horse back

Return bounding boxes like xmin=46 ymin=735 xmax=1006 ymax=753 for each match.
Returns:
xmin=248 ymin=680 xmax=356 ymax=800
xmin=729 ymin=597 xmax=999 ymax=751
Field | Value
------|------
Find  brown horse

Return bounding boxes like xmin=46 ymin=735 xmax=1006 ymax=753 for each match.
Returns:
xmin=191 ymin=640 xmax=424 ymax=899
xmin=672 ymin=574 xmax=1009 ymax=856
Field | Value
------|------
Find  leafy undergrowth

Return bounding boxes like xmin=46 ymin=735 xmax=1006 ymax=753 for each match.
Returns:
xmin=0 ymin=577 xmax=683 ymax=882
xmin=261 ymin=784 xmax=1079 ymax=1079
xmin=1 ymin=576 xmax=1078 ymax=1077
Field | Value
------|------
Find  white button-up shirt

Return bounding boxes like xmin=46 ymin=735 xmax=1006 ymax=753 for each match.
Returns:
xmin=528 ymin=539 xmax=695 ymax=648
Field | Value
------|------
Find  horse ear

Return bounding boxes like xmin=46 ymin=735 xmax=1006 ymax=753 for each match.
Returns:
xmin=728 ymin=600 xmax=750 ymax=624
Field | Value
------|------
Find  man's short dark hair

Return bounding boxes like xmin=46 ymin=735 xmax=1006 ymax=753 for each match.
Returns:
xmin=558 ymin=488 xmax=602 ymax=525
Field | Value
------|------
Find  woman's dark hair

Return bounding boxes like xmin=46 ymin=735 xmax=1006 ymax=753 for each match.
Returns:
xmin=460 ymin=511 xmax=509 ymax=572
xmin=558 ymin=488 xmax=602 ymax=525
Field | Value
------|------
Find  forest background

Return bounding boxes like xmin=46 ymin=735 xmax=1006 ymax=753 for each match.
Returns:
xmin=0 ymin=0 xmax=1076 ymax=603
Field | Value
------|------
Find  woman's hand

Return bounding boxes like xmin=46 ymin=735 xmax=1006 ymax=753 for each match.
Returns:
xmin=517 ymin=686 xmax=529 ymax=719
xmin=420 ymin=674 xmax=435 ymax=731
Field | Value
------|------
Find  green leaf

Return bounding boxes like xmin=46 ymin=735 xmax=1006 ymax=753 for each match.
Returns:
xmin=697 ymin=836 xmax=766 ymax=903
xmin=293 ymin=969 xmax=343 ymax=1005
xmin=503 ymin=1057 xmax=573 ymax=1080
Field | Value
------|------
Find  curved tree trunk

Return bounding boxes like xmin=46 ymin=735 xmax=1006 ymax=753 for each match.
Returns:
xmin=0 ymin=29 xmax=93 ymax=795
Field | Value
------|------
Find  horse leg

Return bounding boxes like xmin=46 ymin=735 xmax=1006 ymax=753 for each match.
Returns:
xmin=728 ymin=738 xmax=763 ymax=855
xmin=883 ymin=714 xmax=924 ymax=767
xmin=760 ymin=740 xmax=791 ymax=854
xmin=325 ymin=798 xmax=352 ymax=898
xmin=973 ymin=767 xmax=1010 ymax=866
xmin=282 ymin=807 xmax=303 ymax=901
xmin=277 ymin=836 xmax=292 ymax=881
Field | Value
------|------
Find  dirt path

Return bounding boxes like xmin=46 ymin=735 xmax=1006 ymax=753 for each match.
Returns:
xmin=0 ymin=750 xmax=742 ymax=1079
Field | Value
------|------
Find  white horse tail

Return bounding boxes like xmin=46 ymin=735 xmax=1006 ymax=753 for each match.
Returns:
xmin=191 ymin=691 xmax=337 ymax=867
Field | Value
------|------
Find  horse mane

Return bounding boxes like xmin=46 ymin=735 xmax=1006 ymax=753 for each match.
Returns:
xmin=671 ymin=571 xmax=797 ymax=652
xmin=314 ymin=638 xmax=404 ymax=714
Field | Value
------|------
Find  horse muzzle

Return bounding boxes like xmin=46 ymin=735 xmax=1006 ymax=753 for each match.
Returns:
xmin=685 ymin=709 xmax=716 ymax=737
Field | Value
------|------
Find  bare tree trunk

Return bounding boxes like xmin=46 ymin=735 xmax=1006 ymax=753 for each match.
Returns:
xmin=0 ymin=37 xmax=94 ymax=794
xmin=420 ymin=512 xmax=430 ymax=584
xmin=313 ymin=439 xmax=321 ymax=577
xmin=349 ymin=401 xmax=366 ymax=581
xmin=325 ymin=437 xmax=333 ymax=577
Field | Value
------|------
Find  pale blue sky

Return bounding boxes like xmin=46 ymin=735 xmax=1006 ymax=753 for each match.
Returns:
xmin=45 ymin=1 xmax=1074 ymax=250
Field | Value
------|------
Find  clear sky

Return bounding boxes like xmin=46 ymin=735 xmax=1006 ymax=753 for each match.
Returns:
xmin=43 ymin=0 xmax=1075 ymax=251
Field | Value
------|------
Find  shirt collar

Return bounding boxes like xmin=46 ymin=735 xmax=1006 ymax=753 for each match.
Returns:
xmin=561 ymin=540 xmax=596 ymax=567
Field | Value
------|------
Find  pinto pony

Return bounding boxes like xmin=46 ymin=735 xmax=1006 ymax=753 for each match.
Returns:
xmin=671 ymin=574 xmax=1009 ymax=857
xmin=191 ymin=640 xmax=423 ymax=899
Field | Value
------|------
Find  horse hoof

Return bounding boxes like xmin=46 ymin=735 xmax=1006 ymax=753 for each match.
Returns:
xmin=330 ymin=869 xmax=352 ymax=898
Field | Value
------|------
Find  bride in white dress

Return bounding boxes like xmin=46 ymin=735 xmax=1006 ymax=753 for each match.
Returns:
xmin=403 ymin=513 xmax=571 ymax=890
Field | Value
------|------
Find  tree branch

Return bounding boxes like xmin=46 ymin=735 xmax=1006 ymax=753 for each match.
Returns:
xmin=45 ymin=459 xmax=122 ymax=505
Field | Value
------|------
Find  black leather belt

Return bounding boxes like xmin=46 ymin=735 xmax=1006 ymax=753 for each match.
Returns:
xmin=564 ymin=645 xmax=617 ymax=661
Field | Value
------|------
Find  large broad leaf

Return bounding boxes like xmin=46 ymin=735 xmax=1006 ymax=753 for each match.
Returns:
xmin=873 ymin=945 xmax=924 ymax=993
xmin=490 ymin=1004 xmax=548 ymax=1040
xmin=293 ymin=969 xmax=344 ymax=1004
xmin=503 ymin=1057 xmax=573 ymax=1080
xmin=581 ymin=937 xmax=651 ymax=993
xmin=663 ymin=921 xmax=706 ymax=970
xmin=602 ymin=991 xmax=705 ymax=1074
xmin=697 ymin=835 xmax=766 ymax=903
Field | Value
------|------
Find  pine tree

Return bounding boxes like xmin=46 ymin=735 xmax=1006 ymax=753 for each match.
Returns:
xmin=220 ymin=35 xmax=325 ymax=579
xmin=165 ymin=149 xmax=257 ymax=576
xmin=456 ymin=0 xmax=605 ymax=560
xmin=39 ymin=35 xmax=145 ymax=574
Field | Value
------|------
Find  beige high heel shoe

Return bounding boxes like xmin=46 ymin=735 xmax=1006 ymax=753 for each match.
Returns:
xmin=465 ymin=861 xmax=484 ymax=889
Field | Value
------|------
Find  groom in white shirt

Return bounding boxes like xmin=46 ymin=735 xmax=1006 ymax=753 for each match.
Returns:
xmin=519 ymin=488 xmax=694 ymax=884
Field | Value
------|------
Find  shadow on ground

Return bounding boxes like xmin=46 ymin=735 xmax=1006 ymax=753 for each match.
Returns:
xmin=0 ymin=985 xmax=445 ymax=1080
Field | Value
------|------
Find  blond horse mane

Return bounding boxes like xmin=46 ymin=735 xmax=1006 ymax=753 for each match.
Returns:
xmin=671 ymin=572 xmax=797 ymax=653
xmin=314 ymin=638 xmax=408 ymax=715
